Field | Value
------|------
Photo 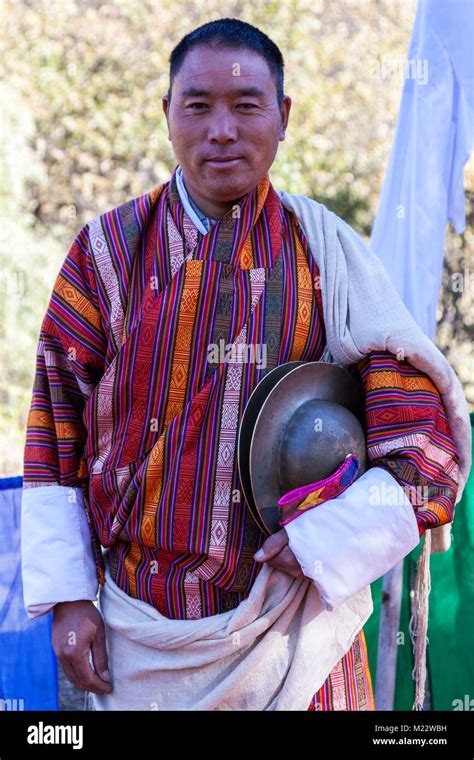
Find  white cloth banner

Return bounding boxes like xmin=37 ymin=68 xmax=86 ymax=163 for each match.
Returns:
xmin=370 ymin=0 xmax=474 ymax=338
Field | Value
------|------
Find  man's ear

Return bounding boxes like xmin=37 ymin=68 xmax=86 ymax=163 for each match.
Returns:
xmin=162 ymin=96 xmax=171 ymax=141
xmin=279 ymin=95 xmax=292 ymax=142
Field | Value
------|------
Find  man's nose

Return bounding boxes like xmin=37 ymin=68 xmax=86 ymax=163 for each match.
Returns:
xmin=207 ymin=109 xmax=238 ymax=142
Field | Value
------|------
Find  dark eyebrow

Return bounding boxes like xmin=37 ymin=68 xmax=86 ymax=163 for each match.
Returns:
xmin=181 ymin=86 xmax=267 ymax=99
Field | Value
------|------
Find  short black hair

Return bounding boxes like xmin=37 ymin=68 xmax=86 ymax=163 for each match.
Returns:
xmin=167 ymin=18 xmax=285 ymax=109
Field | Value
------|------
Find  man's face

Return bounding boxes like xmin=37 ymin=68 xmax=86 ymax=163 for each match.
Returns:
xmin=162 ymin=45 xmax=292 ymax=208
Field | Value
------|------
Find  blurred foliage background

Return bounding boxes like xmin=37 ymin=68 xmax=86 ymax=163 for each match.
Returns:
xmin=1 ymin=0 xmax=472 ymax=476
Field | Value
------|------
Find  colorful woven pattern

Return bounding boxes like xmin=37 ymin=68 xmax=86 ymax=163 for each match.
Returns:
xmin=278 ymin=453 xmax=361 ymax=526
xmin=307 ymin=628 xmax=375 ymax=710
xmin=352 ymin=353 xmax=459 ymax=537
xmin=23 ymin=164 xmax=459 ymax=626
xmin=23 ymin=165 xmax=325 ymax=617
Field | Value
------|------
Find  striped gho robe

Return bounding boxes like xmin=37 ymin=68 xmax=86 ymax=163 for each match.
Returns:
xmin=23 ymin=164 xmax=459 ymax=711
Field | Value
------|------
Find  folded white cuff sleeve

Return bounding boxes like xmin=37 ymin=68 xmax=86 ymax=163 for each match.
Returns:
xmin=21 ymin=485 xmax=99 ymax=619
xmin=284 ymin=466 xmax=420 ymax=611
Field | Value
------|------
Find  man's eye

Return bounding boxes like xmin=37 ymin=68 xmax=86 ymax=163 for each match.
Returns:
xmin=187 ymin=103 xmax=257 ymax=110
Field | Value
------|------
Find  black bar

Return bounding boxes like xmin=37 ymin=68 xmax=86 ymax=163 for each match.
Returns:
xmin=0 ymin=709 xmax=473 ymax=757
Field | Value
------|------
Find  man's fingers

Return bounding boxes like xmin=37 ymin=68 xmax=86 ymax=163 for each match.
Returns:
xmin=267 ymin=546 xmax=304 ymax=578
xmin=91 ymin=622 xmax=111 ymax=684
xmin=253 ymin=527 xmax=304 ymax=579
xmin=62 ymin=651 xmax=112 ymax=694
xmin=254 ymin=528 xmax=288 ymax=561
xmin=74 ymin=653 xmax=112 ymax=694
xmin=269 ymin=559 xmax=303 ymax=578
xmin=60 ymin=656 xmax=108 ymax=695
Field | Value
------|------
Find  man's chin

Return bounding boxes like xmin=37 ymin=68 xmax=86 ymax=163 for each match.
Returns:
xmin=199 ymin=171 xmax=254 ymax=201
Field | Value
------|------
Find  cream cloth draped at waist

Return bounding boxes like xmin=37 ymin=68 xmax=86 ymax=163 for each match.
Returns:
xmin=90 ymin=550 xmax=372 ymax=711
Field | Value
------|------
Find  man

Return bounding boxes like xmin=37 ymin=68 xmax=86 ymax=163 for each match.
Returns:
xmin=21 ymin=18 xmax=462 ymax=710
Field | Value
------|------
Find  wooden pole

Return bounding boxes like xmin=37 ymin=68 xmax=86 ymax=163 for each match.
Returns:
xmin=375 ymin=559 xmax=404 ymax=710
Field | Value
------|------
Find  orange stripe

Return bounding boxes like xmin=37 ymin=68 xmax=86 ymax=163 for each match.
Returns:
xmin=54 ymin=274 xmax=102 ymax=330
xmin=165 ymin=260 xmax=202 ymax=428
xmin=123 ymin=542 xmax=142 ymax=597
xmin=366 ymin=369 xmax=437 ymax=395
xmin=289 ymin=228 xmax=313 ymax=360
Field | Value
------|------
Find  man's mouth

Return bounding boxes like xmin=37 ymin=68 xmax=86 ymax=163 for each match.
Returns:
xmin=205 ymin=157 xmax=243 ymax=167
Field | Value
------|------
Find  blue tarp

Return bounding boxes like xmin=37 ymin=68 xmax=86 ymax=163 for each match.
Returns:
xmin=0 ymin=476 xmax=58 ymax=711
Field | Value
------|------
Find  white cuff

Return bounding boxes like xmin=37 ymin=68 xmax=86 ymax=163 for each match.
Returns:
xmin=21 ymin=485 xmax=99 ymax=618
xmin=284 ymin=466 xmax=420 ymax=611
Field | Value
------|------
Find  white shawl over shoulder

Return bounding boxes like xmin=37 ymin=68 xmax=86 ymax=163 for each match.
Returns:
xmin=278 ymin=191 xmax=471 ymax=508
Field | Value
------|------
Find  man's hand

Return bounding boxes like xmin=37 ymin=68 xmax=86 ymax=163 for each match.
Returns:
xmin=253 ymin=527 xmax=304 ymax=579
xmin=52 ymin=600 xmax=113 ymax=695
